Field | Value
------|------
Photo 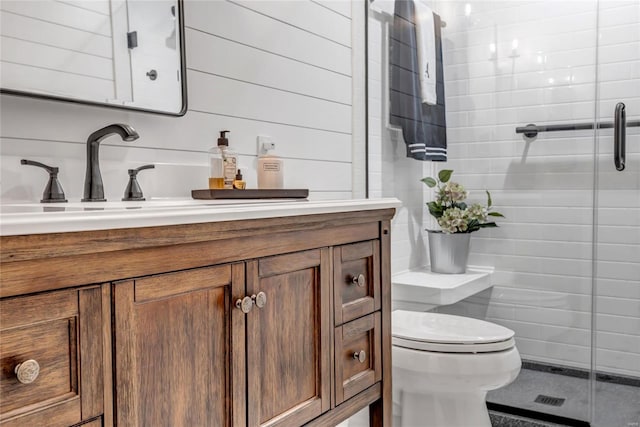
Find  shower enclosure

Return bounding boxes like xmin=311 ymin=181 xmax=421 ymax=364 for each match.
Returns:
xmin=367 ymin=1 xmax=639 ymax=425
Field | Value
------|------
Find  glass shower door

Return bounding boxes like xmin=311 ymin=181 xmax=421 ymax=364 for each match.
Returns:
xmin=592 ymin=1 xmax=640 ymax=425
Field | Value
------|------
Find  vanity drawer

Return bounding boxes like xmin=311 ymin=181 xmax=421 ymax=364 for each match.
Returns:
xmin=333 ymin=240 xmax=380 ymax=325
xmin=334 ymin=312 xmax=381 ymax=405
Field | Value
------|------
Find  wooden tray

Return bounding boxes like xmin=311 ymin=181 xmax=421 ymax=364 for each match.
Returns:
xmin=192 ymin=189 xmax=309 ymax=200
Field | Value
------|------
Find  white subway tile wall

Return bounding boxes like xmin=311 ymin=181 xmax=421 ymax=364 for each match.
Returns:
xmin=1 ymin=0 xmax=356 ymax=202
xmin=440 ymin=0 xmax=639 ymax=377
xmin=371 ymin=0 xmax=639 ymax=377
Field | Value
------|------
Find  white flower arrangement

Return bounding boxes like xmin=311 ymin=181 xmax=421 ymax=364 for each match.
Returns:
xmin=422 ymin=170 xmax=504 ymax=234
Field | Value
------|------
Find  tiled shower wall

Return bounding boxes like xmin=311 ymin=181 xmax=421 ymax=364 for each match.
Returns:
xmin=371 ymin=0 xmax=639 ymax=377
xmin=1 ymin=0 xmax=363 ymax=202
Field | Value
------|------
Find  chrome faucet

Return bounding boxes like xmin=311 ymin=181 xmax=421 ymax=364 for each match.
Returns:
xmin=83 ymin=124 xmax=139 ymax=201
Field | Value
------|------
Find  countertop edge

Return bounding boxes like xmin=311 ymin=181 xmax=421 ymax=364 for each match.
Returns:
xmin=0 ymin=198 xmax=402 ymax=237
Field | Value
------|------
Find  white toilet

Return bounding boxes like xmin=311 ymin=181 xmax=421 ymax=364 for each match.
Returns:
xmin=392 ymin=310 xmax=521 ymax=427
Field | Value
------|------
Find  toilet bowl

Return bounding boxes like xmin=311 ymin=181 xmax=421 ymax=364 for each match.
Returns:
xmin=392 ymin=310 xmax=521 ymax=427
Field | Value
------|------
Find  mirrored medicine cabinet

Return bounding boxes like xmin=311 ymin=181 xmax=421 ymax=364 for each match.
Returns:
xmin=0 ymin=0 xmax=187 ymax=116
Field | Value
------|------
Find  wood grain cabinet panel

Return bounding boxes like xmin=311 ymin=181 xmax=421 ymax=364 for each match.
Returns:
xmin=246 ymin=249 xmax=331 ymax=427
xmin=335 ymin=312 xmax=382 ymax=405
xmin=334 ymin=241 xmax=381 ymax=326
xmin=0 ymin=287 xmax=104 ymax=427
xmin=113 ymin=264 xmax=245 ymax=427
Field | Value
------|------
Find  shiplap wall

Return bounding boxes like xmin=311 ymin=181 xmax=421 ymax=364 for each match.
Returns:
xmin=1 ymin=0 xmax=360 ymax=202
xmin=430 ymin=0 xmax=640 ymax=377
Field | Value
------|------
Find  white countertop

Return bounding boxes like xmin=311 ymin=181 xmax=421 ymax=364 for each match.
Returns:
xmin=0 ymin=198 xmax=401 ymax=236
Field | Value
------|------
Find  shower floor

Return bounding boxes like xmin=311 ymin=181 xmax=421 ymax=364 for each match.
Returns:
xmin=487 ymin=364 xmax=640 ymax=427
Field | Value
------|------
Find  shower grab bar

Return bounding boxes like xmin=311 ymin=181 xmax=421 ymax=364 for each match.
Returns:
xmin=515 ymin=119 xmax=640 ymax=138
xmin=614 ymin=102 xmax=626 ymax=171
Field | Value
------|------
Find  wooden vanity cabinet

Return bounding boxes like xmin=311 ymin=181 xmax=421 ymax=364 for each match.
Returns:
xmin=0 ymin=208 xmax=395 ymax=427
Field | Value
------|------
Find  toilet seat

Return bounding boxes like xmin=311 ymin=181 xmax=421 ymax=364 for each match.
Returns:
xmin=392 ymin=310 xmax=515 ymax=353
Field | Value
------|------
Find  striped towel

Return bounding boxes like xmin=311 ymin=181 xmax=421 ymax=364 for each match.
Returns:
xmin=389 ymin=0 xmax=447 ymax=161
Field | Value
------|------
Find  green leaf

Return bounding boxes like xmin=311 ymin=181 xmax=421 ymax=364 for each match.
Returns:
xmin=488 ymin=212 xmax=505 ymax=218
xmin=421 ymin=177 xmax=437 ymax=188
xmin=438 ymin=169 xmax=453 ymax=183
xmin=456 ymin=202 xmax=467 ymax=210
xmin=477 ymin=222 xmax=498 ymax=228
xmin=427 ymin=201 xmax=444 ymax=218
xmin=466 ymin=219 xmax=480 ymax=233
xmin=486 ymin=190 xmax=492 ymax=208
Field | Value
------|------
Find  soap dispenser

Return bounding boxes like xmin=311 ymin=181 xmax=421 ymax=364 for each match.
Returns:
xmin=208 ymin=143 xmax=224 ymax=189
xmin=209 ymin=130 xmax=237 ymax=189
xmin=257 ymin=138 xmax=283 ymax=189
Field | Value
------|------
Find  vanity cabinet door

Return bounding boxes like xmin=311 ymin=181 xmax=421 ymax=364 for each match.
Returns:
xmin=113 ymin=264 xmax=245 ymax=427
xmin=246 ymin=249 xmax=331 ymax=427
xmin=0 ymin=286 xmax=104 ymax=427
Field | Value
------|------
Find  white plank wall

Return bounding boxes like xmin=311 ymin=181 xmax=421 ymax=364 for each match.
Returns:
xmin=0 ymin=0 xmax=357 ymax=202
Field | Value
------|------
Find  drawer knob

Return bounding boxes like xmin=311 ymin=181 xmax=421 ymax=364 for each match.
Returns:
xmin=14 ymin=359 xmax=40 ymax=384
xmin=350 ymin=274 xmax=366 ymax=287
xmin=235 ymin=296 xmax=254 ymax=314
xmin=252 ymin=291 xmax=267 ymax=309
xmin=353 ymin=350 xmax=366 ymax=363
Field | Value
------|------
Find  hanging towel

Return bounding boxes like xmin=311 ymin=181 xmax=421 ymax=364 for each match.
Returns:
xmin=389 ymin=0 xmax=447 ymax=161
xmin=413 ymin=0 xmax=437 ymax=105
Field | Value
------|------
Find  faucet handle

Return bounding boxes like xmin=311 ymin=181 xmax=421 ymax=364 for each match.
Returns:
xmin=21 ymin=159 xmax=67 ymax=203
xmin=122 ymin=164 xmax=155 ymax=201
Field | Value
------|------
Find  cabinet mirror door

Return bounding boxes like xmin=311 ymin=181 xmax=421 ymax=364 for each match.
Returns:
xmin=0 ymin=0 xmax=187 ymax=115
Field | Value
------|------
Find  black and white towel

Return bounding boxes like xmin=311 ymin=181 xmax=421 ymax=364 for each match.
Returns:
xmin=389 ymin=0 xmax=447 ymax=162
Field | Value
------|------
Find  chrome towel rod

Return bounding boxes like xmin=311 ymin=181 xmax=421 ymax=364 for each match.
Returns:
xmin=516 ymin=120 xmax=640 ymax=138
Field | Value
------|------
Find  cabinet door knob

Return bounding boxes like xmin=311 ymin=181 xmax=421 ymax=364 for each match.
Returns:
xmin=235 ymin=296 xmax=254 ymax=314
xmin=353 ymin=350 xmax=366 ymax=363
xmin=350 ymin=274 xmax=366 ymax=287
xmin=14 ymin=359 xmax=40 ymax=384
xmin=252 ymin=291 xmax=267 ymax=309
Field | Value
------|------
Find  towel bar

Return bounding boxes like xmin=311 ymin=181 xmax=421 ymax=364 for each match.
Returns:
xmin=516 ymin=120 xmax=640 ymax=138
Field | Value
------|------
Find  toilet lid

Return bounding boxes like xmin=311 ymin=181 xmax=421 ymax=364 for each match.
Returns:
xmin=392 ymin=310 xmax=516 ymax=353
